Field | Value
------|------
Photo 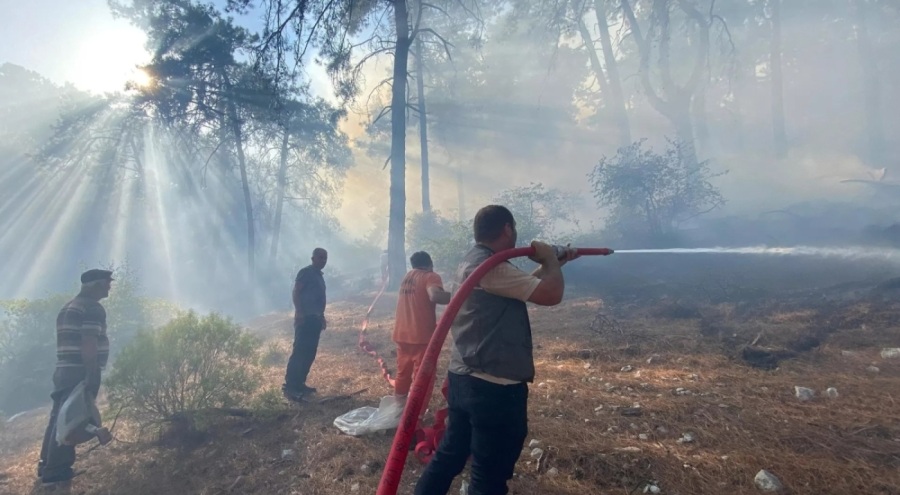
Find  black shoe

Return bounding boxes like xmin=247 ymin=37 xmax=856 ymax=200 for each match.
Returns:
xmin=41 ymin=472 xmax=74 ymax=488
xmin=298 ymin=384 xmax=317 ymax=395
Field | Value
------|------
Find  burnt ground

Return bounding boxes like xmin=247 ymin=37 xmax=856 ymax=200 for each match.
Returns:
xmin=2 ymin=278 xmax=900 ymax=495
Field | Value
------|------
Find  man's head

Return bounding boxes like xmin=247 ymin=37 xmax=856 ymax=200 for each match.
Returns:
xmin=311 ymin=247 xmax=328 ymax=270
xmin=80 ymin=269 xmax=113 ymax=300
xmin=410 ymin=251 xmax=434 ymax=271
xmin=473 ymin=205 xmax=517 ymax=250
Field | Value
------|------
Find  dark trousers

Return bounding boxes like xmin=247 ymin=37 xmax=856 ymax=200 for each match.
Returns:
xmin=40 ymin=369 xmax=101 ymax=483
xmin=284 ymin=315 xmax=324 ymax=391
xmin=415 ymin=372 xmax=529 ymax=495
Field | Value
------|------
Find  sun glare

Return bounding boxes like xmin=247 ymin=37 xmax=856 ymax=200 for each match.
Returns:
xmin=130 ymin=67 xmax=153 ymax=89
xmin=70 ymin=24 xmax=149 ymax=93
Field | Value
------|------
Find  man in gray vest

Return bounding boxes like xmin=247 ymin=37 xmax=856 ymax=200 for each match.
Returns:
xmin=415 ymin=205 xmax=577 ymax=495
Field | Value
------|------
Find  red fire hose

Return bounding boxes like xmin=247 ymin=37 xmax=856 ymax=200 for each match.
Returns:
xmin=376 ymin=246 xmax=614 ymax=495
xmin=358 ymin=275 xmax=396 ymax=387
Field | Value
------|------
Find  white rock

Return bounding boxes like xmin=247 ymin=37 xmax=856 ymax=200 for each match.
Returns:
xmin=638 ymin=434 xmax=649 ymax=441
xmin=530 ymin=448 xmax=544 ymax=459
xmin=546 ymin=467 xmax=559 ymax=477
xmin=754 ymin=469 xmax=783 ymax=492
xmin=351 ymin=482 xmax=360 ymax=492
xmin=643 ymin=484 xmax=661 ymax=494
xmin=538 ymin=382 xmax=547 ymax=388
xmin=594 ymin=405 xmax=604 ymax=412
xmin=794 ymin=386 xmax=815 ymax=401
xmin=825 ymin=387 xmax=839 ymax=398
xmin=621 ymin=365 xmax=634 ymax=372
xmin=281 ymin=449 xmax=294 ymax=460
xmin=677 ymin=432 xmax=695 ymax=444
xmin=881 ymin=348 xmax=900 ymax=359
xmin=616 ymin=446 xmax=642 ymax=453
xmin=528 ymin=439 xmax=541 ymax=448
xmin=867 ymin=365 xmax=881 ymax=373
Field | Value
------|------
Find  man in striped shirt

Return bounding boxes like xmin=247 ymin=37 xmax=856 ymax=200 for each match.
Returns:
xmin=38 ymin=269 xmax=113 ymax=490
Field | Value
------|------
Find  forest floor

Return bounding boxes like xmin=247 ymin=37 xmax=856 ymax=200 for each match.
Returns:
xmin=2 ymin=288 xmax=900 ymax=495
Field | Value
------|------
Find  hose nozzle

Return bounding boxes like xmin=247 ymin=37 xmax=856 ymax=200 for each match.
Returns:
xmin=552 ymin=245 xmax=614 ymax=258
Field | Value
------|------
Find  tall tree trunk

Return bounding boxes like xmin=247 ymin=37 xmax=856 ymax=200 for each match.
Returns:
xmin=222 ymin=74 xmax=255 ymax=279
xmin=415 ymin=35 xmax=431 ymax=213
xmin=770 ymin=0 xmax=788 ymax=157
xmin=621 ymin=0 xmax=707 ymax=171
xmin=854 ymin=0 xmax=885 ymax=167
xmin=270 ymin=127 xmax=290 ymax=260
xmin=672 ymin=96 xmax=698 ymax=170
xmin=387 ymin=0 xmax=411 ymax=289
xmin=593 ymin=0 xmax=632 ymax=147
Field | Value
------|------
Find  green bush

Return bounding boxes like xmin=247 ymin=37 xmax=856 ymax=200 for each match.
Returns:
xmin=105 ymin=311 xmax=261 ymax=423
xmin=259 ymin=340 xmax=288 ymax=367
xmin=0 ymin=266 xmax=175 ymax=416
xmin=248 ymin=386 xmax=291 ymax=418
xmin=407 ymin=211 xmax=472 ymax=276
xmin=0 ymin=295 xmax=72 ymax=415
xmin=589 ymin=139 xmax=725 ymax=245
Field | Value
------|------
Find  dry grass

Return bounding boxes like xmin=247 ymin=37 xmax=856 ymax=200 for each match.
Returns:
xmin=2 ymin=292 xmax=900 ymax=494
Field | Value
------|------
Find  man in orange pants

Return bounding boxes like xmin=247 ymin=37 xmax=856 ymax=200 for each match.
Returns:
xmin=393 ymin=251 xmax=451 ymax=397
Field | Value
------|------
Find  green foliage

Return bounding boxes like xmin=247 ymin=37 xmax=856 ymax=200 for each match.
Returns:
xmin=0 ymin=295 xmax=70 ymax=415
xmin=248 ymin=386 xmax=291 ymax=419
xmin=589 ymin=139 xmax=726 ymax=245
xmin=258 ymin=340 xmax=287 ymax=368
xmin=105 ymin=311 xmax=261 ymax=422
xmin=407 ymin=211 xmax=472 ymax=275
xmin=492 ymin=182 xmax=578 ymax=244
xmin=103 ymin=263 xmax=179 ymax=355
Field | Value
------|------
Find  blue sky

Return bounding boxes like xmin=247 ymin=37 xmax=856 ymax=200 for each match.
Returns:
xmin=0 ymin=0 xmax=333 ymax=98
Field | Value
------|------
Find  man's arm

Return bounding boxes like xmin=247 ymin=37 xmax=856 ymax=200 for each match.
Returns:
xmin=526 ymin=241 xmax=565 ymax=306
xmin=81 ymin=334 xmax=99 ymax=382
xmin=427 ymin=286 xmax=452 ymax=305
xmin=76 ymin=306 xmax=102 ymax=386
xmin=292 ymin=269 xmax=305 ymax=316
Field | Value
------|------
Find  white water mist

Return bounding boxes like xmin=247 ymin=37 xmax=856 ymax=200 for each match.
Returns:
xmin=614 ymin=245 xmax=900 ymax=263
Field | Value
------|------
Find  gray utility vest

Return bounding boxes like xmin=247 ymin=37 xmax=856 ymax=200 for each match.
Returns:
xmin=448 ymin=244 xmax=535 ymax=382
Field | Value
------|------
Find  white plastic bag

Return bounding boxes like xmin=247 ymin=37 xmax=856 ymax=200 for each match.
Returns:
xmin=334 ymin=395 xmax=405 ymax=436
xmin=55 ymin=381 xmax=102 ymax=446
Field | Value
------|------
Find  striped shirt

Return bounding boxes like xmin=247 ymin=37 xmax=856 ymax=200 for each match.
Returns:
xmin=56 ymin=296 xmax=109 ymax=370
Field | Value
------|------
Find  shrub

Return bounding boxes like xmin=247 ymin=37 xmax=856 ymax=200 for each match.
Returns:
xmin=104 ymin=311 xmax=261 ymax=423
xmin=492 ymin=182 xmax=578 ymax=244
xmin=248 ymin=386 xmax=291 ymax=418
xmin=0 ymin=295 xmax=71 ymax=415
xmin=407 ymin=211 xmax=472 ymax=276
xmin=589 ymin=139 xmax=725 ymax=245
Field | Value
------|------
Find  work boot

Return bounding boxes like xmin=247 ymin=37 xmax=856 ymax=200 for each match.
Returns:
xmin=297 ymin=384 xmax=317 ymax=395
xmin=41 ymin=479 xmax=72 ymax=493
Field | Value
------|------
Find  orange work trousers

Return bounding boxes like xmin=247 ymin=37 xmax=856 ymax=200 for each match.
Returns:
xmin=394 ymin=342 xmax=429 ymax=396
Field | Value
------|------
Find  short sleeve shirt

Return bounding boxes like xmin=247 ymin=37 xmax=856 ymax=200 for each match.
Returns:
xmin=392 ymin=269 xmax=444 ymax=344
xmin=295 ymin=265 xmax=326 ymax=316
xmin=477 ymin=262 xmax=541 ymax=301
